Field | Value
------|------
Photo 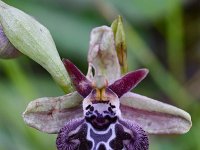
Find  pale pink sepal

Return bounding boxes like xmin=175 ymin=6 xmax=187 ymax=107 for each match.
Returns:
xmin=22 ymin=92 xmax=83 ymax=133
xmin=120 ymin=92 xmax=192 ymax=134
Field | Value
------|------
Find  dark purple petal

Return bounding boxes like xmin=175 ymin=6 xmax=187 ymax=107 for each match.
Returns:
xmin=56 ymin=118 xmax=93 ymax=150
xmin=109 ymin=69 xmax=148 ymax=98
xmin=117 ymin=118 xmax=149 ymax=150
xmin=63 ymin=59 xmax=92 ymax=97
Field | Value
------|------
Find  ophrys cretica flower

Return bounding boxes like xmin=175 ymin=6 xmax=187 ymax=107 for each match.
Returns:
xmin=56 ymin=59 xmax=149 ymax=150
xmin=23 ymin=23 xmax=191 ymax=150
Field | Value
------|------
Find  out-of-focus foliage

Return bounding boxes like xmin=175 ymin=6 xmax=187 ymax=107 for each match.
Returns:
xmin=0 ymin=0 xmax=199 ymax=149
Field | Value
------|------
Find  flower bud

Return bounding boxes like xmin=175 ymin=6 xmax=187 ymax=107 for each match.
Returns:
xmin=0 ymin=24 xmax=21 ymax=58
xmin=111 ymin=16 xmax=128 ymax=74
xmin=0 ymin=1 xmax=73 ymax=93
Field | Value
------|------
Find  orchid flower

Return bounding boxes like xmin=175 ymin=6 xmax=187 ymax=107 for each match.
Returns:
xmin=0 ymin=2 xmax=190 ymax=149
xmin=23 ymin=23 xmax=192 ymax=150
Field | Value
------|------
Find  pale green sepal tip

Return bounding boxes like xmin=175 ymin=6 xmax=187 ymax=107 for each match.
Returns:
xmin=0 ymin=0 xmax=73 ymax=93
xmin=111 ymin=16 xmax=128 ymax=74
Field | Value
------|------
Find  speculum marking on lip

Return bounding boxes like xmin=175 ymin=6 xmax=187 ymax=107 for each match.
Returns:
xmin=109 ymin=124 xmax=132 ymax=149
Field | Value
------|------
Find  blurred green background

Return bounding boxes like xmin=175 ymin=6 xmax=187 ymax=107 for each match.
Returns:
xmin=0 ymin=0 xmax=199 ymax=149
